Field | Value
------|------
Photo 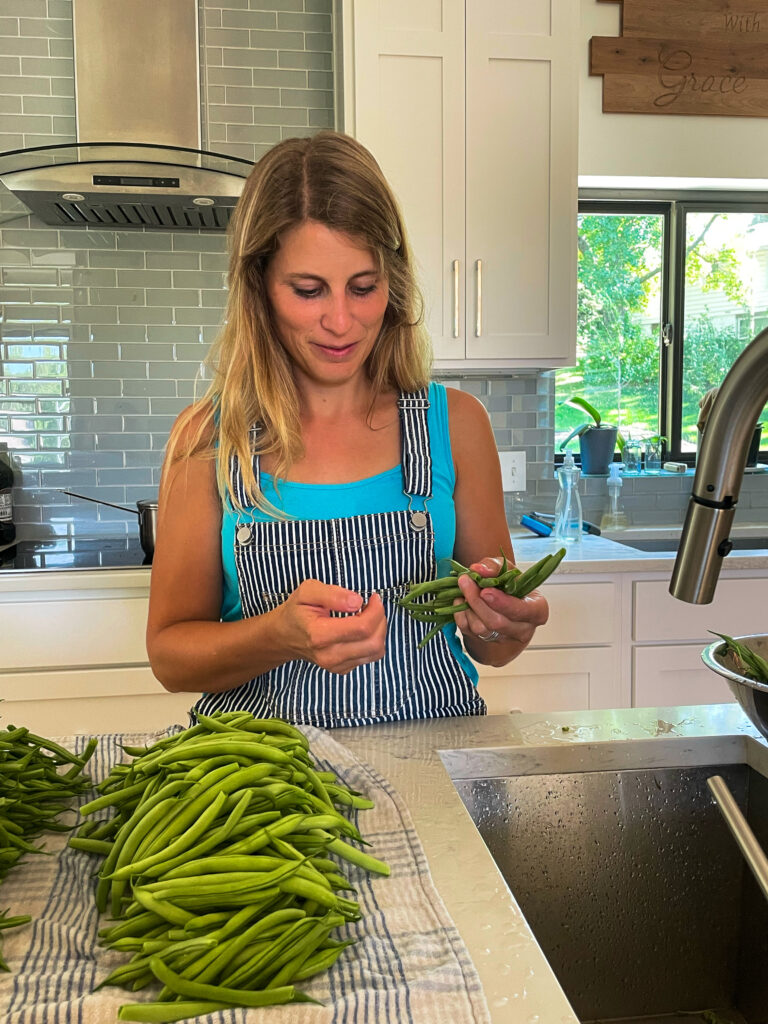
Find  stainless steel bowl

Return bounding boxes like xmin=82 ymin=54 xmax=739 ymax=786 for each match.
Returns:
xmin=702 ymin=633 xmax=768 ymax=739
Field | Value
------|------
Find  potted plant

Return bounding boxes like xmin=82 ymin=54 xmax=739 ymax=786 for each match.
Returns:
xmin=559 ymin=396 xmax=625 ymax=477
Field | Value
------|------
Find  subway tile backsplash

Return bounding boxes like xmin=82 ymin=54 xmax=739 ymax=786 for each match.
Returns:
xmin=2 ymin=0 xmax=767 ymax=544
xmin=0 ymin=0 xmax=335 ymax=541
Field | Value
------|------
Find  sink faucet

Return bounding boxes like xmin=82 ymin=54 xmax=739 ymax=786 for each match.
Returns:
xmin=670 ymin=327 xmax=768 ymax=604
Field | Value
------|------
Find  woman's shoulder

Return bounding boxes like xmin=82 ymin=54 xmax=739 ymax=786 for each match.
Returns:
xmin=168 ymin=400 xmax=217 ymax=456
xmin=445 ymin=386 xmax=494 ymax=465
xmin=444 ymin=384 xmax=489 ymax=425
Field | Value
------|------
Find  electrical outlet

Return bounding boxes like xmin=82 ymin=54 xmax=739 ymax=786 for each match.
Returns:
xmin=499 ymin=450 xmax=526 ymax=492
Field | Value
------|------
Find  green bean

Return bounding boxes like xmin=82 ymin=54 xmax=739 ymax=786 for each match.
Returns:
xmin=117 ymin=1000 xmax=232 ymax=1022
xmin=291 ymin=940 xmax=353 ymax=981
xmin=132 ymin=891 xmax=194 ymax=926
xmin=68 ymin=838 xmax=113 ymax=856
xmin=100 ymin=912 xmax=165 ymax=943
xmin=143 ymin=861 xmax=304 ymax=897
xmin=417 ymin=622 xmax=445 ymax=648
xmin=148 ymin=955 xmax=318 ymax=1006
xmin=0 ymin=912 xmax=30 ymax=931
xmin=79 ymin=780 xmax=150 ymax=816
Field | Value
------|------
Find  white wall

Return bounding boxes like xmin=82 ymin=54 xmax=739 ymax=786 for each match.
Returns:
xmin=579 ymin=0 xmax=768 ymax=181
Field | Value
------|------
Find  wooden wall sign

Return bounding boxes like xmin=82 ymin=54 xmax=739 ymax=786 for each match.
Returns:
xmin=590 ymin=0 xmax=768 ymax=116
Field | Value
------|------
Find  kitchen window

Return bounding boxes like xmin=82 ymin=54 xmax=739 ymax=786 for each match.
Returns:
xmin=556 ymin=195 xmax=768 ymax=463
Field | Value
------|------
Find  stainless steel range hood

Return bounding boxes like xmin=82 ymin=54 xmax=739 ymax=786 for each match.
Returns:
xmin=0 ymin=0 xmax=251 ymax=231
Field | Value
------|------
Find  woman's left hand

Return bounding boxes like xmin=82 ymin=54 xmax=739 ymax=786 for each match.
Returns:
xmin=452 ymin=556 xmax=550 ymax=665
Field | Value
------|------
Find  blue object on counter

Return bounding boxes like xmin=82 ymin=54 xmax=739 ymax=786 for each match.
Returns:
xmin=520 ymin=511 xmax=602 ymax=537
xmin=520 ymin=514 xmax=553 ymax=537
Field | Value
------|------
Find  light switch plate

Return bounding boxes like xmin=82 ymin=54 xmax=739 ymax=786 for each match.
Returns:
xmin=499 ymin=450 xmax=526 ymax=491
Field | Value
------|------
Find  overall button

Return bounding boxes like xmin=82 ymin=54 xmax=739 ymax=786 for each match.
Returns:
xmin=410 ymin=510 xmax=427 ymax=531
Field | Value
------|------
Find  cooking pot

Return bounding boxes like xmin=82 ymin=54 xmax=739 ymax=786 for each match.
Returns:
xmin=61 ymin=490 xmax=158 ymax=560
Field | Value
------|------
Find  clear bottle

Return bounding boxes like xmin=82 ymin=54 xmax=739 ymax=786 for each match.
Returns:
xmin=553 ymin=451 xmax=583 ymax=544
xmin=0 ymin=443 xmax=15 ymax=546
xmin=601 ymin=462 xmax=628 ymax=531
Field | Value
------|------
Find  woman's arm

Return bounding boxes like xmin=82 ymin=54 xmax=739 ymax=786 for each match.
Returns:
xmin=447 ymin=388 xmax=549 ymax=667
xmin=146 ymin=409 xmax=386 ymax=694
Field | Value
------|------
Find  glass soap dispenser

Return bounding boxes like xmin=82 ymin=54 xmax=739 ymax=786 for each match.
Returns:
xmin=553 ymin=450 xmax=583 ymax=544
xmin=601 ymin=462 xmax=628 ymax=531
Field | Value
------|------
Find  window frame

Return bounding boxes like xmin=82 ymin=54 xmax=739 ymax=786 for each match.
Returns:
xmin=575 ymin=189 xmax=768 ymax=465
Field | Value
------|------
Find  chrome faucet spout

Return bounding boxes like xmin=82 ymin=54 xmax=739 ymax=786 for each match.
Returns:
xmin=670 ymin=326 xmax=768 ymax=604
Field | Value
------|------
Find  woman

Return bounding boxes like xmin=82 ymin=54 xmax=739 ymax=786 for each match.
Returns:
xmin=146 ymin=130 xmax=549 ymax=727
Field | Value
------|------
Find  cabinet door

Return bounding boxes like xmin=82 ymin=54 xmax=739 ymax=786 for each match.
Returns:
xmin=633 ymin=577 xmax=768 ymax=643
xmin=344 ymin=0 xmax=465 ymax=355
xmin=475 ymin=646 xmax=620 ymax=714
xmin=463 ymin=0 xmax=577 ymax=365
xmin=633 ymin=645 xmax=736 ymax=710
xmin=0 ymin=666 xmax=193 ymax=736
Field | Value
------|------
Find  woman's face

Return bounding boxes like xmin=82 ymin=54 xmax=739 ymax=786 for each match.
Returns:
xmin=265 ymin=220 xmax=390 ymax=388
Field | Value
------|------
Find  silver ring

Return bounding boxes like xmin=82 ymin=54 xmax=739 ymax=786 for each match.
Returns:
xmin=478 ymin=629 xmax=501 ymax=642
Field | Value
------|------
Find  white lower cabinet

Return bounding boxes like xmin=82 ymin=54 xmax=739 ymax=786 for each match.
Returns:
xmin=0 ymin=666 xmax=192 ymax=737
xmin=633 ymin=577 xmax=768 ymax=643
xmin=0 ymin=570 xmax=192 ymax=736
xmin=632 ymin=646 xmax=735 ymax=709
xmin=630 ymin=572 xmax=767 ymax=711
xmin=476 ymin=568 xmax=768 ymax=715
xmin=475 ymin=578 xmax=622 ymax=713
xmin=4 ymin=565 xmax=766 ymax=729
xmin=476 ymin=647 xmax=619 ymax=715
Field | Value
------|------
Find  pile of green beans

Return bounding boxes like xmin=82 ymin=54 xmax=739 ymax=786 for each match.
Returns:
xmin=0 ymin=721 xmax=97 ymax=970
xmin=71 ymin=712 xmax=389 ymax=1023
xmin=398 ymin=547 xmax=567 ymax=648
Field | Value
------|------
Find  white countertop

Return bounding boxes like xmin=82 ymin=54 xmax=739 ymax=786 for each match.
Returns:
xmin=4 ymin=527 xmax=768 ymax=594
xmin=333 ymin=703 xmax=767 ymax=1021
xmin=509 ymin=529 xmax=768 ymax=573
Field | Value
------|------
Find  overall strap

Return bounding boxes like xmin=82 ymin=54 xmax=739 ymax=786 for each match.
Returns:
xmin=397 ymin=388 xmax=432 ymax=499
xmin=229 ymin=426 xmax=263 ymax=507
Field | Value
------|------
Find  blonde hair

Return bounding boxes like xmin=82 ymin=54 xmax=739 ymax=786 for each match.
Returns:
xmin=166 ymin=130 xmax=432 ymax=513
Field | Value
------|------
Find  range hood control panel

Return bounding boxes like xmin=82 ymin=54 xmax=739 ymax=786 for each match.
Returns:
xmin=93 ymin=175 xmax=180 ymax=188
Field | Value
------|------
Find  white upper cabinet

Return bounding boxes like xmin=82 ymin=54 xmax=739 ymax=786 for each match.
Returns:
xmin=341 ymin=0 xmax=578 ymax=369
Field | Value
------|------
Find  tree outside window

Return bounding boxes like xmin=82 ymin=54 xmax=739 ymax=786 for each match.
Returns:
xmin=556 ymin=201 xmax=768 ymax=462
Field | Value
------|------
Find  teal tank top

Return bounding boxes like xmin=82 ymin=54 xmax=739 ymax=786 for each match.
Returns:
xmin=219 ymin=381 xmax=477 ymax=684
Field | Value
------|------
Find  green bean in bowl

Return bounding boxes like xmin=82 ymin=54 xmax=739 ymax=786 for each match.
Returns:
xmin=398 ymin=547 xmax=567 ymax=648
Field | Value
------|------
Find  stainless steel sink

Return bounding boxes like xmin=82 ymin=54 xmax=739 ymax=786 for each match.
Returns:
xmin=445 ymin=740 xmax=768 ymax=1024
xmin=616 ymin=535 xmax=768 ymax=553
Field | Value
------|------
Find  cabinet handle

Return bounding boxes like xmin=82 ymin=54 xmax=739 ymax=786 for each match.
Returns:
xmin=452 ymin=259 xmax=460 ymax=338
xmin=475 ymin=259 xmax=483 ymax=337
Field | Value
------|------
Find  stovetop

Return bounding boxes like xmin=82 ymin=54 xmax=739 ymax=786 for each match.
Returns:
xmin=0 ymin=536 xmax=150 ymax=571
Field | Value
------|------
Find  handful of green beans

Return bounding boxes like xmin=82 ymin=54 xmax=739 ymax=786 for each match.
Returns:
xmin=711 ymin=631 xmax=768 ymax=684
xmin=398 ymin=547 xmax=567 ymax=648
xmin=70 ymin=712 xmax=389 ymax=1022
xmin=0 ymin=720 xmax=97 ymax=970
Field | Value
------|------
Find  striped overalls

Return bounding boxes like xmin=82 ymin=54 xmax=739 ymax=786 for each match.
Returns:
xmin=193 ymin=390 xmax=487 ymax=728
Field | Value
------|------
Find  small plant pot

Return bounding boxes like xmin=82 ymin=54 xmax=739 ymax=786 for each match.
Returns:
xmin=579 ymin=425 xmax=618 ymax=476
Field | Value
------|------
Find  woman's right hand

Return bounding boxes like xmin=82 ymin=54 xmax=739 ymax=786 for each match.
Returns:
xmin=278 ymin=581 xmax=387 ymax=675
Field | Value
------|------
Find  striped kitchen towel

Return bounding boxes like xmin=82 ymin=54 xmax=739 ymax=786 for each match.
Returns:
xmin=0 ymin=726 xmax=491 ymax=1024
